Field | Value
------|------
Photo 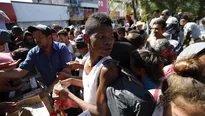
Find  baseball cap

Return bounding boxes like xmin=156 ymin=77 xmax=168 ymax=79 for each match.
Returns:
xmin=150 ymin=39 xmax=174 ymax=53
xmin=0 ymin=29 xmax=11 ymax=42
xmin=75 ymin=34 xmax=87 ymax=49
xmin=28 ymin=24 xmax=52 ymax=35
xmin=161 ymin=9 xmax=170 ymax=16
xmin=57 ymin=29 xmax=68 ymax=35
xmin=166 ymin=17 xmax=178 ymax=24
xmin=177 ymin=42 xmax=205 ymax=61
xmin=11 ymin=26 xmax=23 ymax=34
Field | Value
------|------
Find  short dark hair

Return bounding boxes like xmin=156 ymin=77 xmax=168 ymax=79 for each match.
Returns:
xmin=85 ymin=13 xmax=112 ymax=36
xmin=117 ymin=27 xmax=125 ymax=35
xmin=11 ymin=48 xmax=29 ymax=61
xmin=153 ymin=9 xmax=160 ymax=14
xmin=181 ymin=15 xmax=189 ymax=21
xmin=153 ymin=18 xmax=166 ymax=29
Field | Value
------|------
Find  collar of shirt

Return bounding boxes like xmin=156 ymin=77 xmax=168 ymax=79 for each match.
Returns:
xmin=36 ymin=41 xmax=58 ymax=54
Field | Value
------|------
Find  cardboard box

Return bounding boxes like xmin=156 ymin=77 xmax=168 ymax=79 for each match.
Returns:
xmin=6 ymin=95 xmax=53 ymax=116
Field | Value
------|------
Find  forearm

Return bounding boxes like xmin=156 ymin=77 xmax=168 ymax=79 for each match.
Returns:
xmin=69 ymin=78 xmax=83 ymax=88
xmin=68 ymin=93 xmax=99 ymax=116
xmin=96 ymin=87 xmax=109 ymax=116
xmin=0 ymin=68 xmax=28 ymax=79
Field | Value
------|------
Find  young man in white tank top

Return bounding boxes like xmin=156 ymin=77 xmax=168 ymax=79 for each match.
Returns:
xmin=56 ymin=13 xmax=118 ymax=115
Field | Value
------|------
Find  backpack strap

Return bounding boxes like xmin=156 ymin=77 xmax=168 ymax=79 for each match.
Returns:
xmin=96 ymin=59 xmax=119 ymax=87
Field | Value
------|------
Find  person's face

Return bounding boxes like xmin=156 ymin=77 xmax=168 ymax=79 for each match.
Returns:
xmin=52 ymin=33 xmax=58 ymax=41
xmin=33 ymin=30 xmax=51 ymax=49
xmin=160 ymin=14 xmax=168 ymax=20
xmin=88 ymin=25 xmax=114 ymax=57
xmin=0 ymin=40 xmax=5 ymax=52
xmin=137 ymin=25 xmax=143 ymax=31
xmin=163 ymin=96 xmax=205 ymax=116
xmin=180 ymin=19 xmax=186 ymax=26
xmin=25 ymin=35 xmax=34 ymax=44
xmin=153 ymin=12 xmax=160 ymax=18
xmin=152 ymin=24 xmax=165 ymax=39
xmin=58 ymin=34 xmax=67 ymax=43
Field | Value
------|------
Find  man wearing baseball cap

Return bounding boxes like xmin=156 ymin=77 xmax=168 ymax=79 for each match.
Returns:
xmin=0 ymin=24 xmax=72 ymax=89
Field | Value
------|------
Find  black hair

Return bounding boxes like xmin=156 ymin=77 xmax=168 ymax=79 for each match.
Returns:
xmin=126 ymin=30 xmax=144 ymax=49
xmin=153 ymin=9 xmax=160 ymax=14
xmin=85 ymin=13 xmax=112 ymax=36
xmin=11 ymin=48 xmax=29 ymax=61
xmin=113 ymin=32 xmax=118 ymax=41
xmin=181 ymin=15 xmax=189 ymax=21
xmin=152 ymin=18 xmax=166 ymax=29
xmin=130 ymin=50 xmax=164 ymax=85
xmin=117 ymin=27 xmax=126 ymax=35
xmin=111 ymin=41 xmax=135 ymax=69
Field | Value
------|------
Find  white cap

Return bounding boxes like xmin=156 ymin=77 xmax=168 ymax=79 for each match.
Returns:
xmin=166 ymin=17 xmax=178 ymax=24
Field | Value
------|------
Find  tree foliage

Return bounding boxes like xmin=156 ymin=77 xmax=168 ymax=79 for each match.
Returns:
xmin=138 ymin=0 xmax=205 ymax=19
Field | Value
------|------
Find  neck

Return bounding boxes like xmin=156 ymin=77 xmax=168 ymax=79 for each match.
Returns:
xmin=89 ymin=50 xmax=103 ymax=67
xmin=44 ymin=40 xmax=53 ymax=55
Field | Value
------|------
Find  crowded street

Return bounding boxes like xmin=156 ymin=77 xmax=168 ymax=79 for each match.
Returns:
xmin=0 ymin=0 xmax=205 ymax=116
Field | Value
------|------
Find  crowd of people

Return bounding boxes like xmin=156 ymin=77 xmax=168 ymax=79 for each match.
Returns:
xmin=0 ymin=9 xmax=205 ymax=116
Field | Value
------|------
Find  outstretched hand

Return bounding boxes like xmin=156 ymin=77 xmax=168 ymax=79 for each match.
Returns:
xmin=0 ymin=59 xmax=21 ymax=70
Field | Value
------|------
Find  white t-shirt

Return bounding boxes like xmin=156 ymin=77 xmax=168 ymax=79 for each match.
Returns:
xmin=75 ymin=52 xmax=89 ymax=77
xmin=183 ymin=22 xmax=201 ymax=41
xmin=67 ymin=42 xmax=74 ymax=54
xmin=83 ymin=56 xmax=112 ymax=104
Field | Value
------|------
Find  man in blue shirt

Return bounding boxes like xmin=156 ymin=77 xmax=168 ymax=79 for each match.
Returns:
xmin=0 ymin=24 xmax=72 ymax=88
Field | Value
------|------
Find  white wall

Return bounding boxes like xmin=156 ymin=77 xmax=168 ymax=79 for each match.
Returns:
xmin=12 ymin=2 xmax=70 ymax=22
xmin=17 ymin=20 xmax=68 ymax=29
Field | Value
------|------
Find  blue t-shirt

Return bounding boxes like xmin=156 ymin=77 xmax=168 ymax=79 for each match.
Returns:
xmin=19 ymin=41 xmax=72 ymax=86
xmin=142 ymin=78 xmax=158 ymax=90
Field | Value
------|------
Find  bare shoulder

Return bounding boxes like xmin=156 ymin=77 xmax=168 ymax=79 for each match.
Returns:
xmin=99 ymin=60 xmax=119 ymax=86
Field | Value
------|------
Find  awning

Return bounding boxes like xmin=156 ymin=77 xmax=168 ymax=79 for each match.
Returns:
xmin=0 ymin=3 xmax=17 ymax=22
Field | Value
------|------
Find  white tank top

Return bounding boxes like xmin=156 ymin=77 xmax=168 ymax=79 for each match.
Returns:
xmin=83 ymin=56 xmax=112 ymax=105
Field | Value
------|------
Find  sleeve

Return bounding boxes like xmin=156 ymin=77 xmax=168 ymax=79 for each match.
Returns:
xmin=59 ymin=44 xmax=72 ymax=69
xmin=19 ymin=49 xmax=35 ymax=71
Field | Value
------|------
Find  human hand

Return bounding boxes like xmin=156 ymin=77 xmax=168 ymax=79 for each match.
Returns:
xmin=66 ymin=61 xmax=81 ymax=70
xmin=54 ymin=88 xmax=70 ymax=100
xmin=60 ymin=79 xmax=71 ymax=87
xmin=57 ymin=72 xmax=72 ymax=80
xmin=0 ymin=59 xmax=21 ymax=70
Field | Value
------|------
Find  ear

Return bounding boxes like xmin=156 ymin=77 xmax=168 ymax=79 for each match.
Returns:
xmin=83 ymin=34 xmax=90 ymax=44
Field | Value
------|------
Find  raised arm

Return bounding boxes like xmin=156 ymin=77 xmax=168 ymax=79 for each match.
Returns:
xmin=0 ymin=68 xmax=28 ymax=79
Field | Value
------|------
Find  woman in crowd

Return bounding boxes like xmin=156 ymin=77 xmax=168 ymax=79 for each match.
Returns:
xmin=130 ymin=50 xmax=164 ymax=90
xmin=152 ymin=56 xmax=205 ymax=116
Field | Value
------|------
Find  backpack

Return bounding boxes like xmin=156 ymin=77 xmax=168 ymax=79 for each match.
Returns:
xmin=97 ymin=59 xmax=155 ymax=116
